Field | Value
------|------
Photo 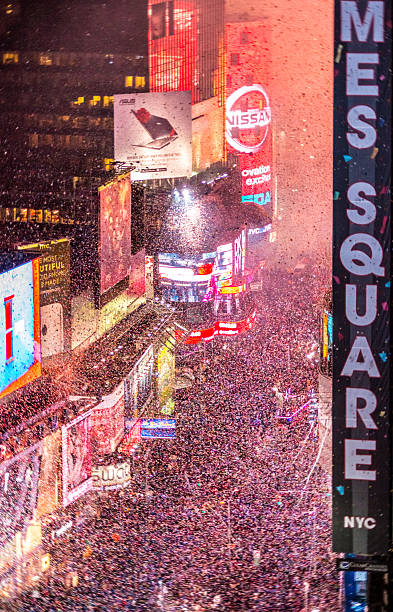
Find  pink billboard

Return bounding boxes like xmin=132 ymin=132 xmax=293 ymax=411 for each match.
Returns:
xmin=99 ymin=174 xmax=132 ymax=295
xmin=91 ymin=385 xmax=125 ymax=455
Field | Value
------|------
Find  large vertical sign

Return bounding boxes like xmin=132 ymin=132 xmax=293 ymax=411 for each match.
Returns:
xmin=225 ymin=23 xmax=272 ymax=212
xmin=332 ymin=0 xmax=391 ymax=554
xmin=18 ymin=239 xmax=71 ymax=358
xmin=99 ymin=174 xmax=132 ymax=296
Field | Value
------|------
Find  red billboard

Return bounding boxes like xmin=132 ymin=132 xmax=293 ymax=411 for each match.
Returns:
xmin=186 ymin=309 xmax=257 ymax=344
xmin=99 ymin=174 xmax=132 ymax=295
xmin=225 ymin=22 xmax=272 ymax=211
xmin=148 ymin=0 xmax=197 ymax=96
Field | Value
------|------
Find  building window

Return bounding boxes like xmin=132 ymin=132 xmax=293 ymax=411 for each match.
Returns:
xmin=231 ymin=53 xmax=239 ymax=66
xmin=4 ymin=295 xmax=14 ymax=363
xmin=90 ymin=96 xmax=101 ymax=107
xmin=2 ymin=52 xmax=18 ymax=64
xmin=226 ymin=75 xmax=231 ymax=88
xmin=151 ymin=2 xmax=166 ymax=40
xmin=103 ymin=96 xmax=114 ymax=107
xmin=39 ymin=54 xmax=52 ymax=66
xmin=240 ymin=31 xmax=248 ymax=44
xmin=125 ymin=75 xmax=134 ymax=87
xmin=135 ymin=75 xmax=146 ymax=89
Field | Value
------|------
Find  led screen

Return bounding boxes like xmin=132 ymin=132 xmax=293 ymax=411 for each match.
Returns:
xmin=225 ymin=23 xmax=272 ymax=211
xmin=158 ymin=252 xmax=216 ymax=302
xmin=99 ymin=175 xmax=132 ymax=295
xmin=0 ymin=259 xmax=41 ymax=399
xmin=157 ymin=343 xmax=175 ymax=415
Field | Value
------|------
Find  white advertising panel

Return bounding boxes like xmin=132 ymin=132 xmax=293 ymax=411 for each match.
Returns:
xmin=62 ymin=410 xmax=93 ymax=507
xmin=114 ymin=92 xmax=192 ymax=180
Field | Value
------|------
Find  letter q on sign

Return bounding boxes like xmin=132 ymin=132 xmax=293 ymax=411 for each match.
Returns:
xmin=340 ymin=233 xmax=385 ymax=276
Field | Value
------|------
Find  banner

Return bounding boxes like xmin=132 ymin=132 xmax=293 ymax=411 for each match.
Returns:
xmin=62 ymin=411 xmax=93 ymax=507
xmin=114 ymin=91 xmax=192 ymax=180
xmin=332 ymin=0 xmax=391 ymax=554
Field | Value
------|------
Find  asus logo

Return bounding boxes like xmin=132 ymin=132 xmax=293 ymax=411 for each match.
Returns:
xmin=119 ymin=99 xmax=136 ymax=105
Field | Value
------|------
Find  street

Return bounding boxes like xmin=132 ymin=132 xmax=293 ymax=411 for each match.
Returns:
xmin=17 ymin=267 xmax=337 ymax=611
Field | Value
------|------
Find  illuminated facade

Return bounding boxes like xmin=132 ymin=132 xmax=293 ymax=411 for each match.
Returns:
xmin=225 ymin=22 xmax=272 ymax=214
xmin=148 ymin=0 xmax=225 ymax=105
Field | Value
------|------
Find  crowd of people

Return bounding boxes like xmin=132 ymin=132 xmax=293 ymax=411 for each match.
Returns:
xmin=14 ymin=264 xmax=338 ymax=611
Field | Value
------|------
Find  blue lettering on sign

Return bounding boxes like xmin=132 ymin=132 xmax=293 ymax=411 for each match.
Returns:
xmin=242 ymin=191 xmax=271 ymax=206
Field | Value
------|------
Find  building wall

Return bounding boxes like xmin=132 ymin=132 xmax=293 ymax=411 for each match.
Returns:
xmin=225 ymin=0 xmax=333 ymax=267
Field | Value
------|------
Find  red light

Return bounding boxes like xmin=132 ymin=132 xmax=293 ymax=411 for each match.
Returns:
xmin=197 ymin=262 xmax=214 ymax=275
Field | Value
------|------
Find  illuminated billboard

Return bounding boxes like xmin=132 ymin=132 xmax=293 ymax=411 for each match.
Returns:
xmin=332 ymin=0 xmax=391 ymax=554
xmin=186 ymin=309 xmax=257 ymax=344
xmin=148 ymin=0 xmax=197 ymax=96
xmin=0 ymin=257 xmax=41 ymax=400
xmin=91 ymin=384 xmax=125 ymax=455
xmin=62 ymin=411 xmax=93 ymax=507
xmin=319 ymin=310 xmax=332 ymax=376
xmin=225 ymin=22 xmax=272 ymax=210
xmin=36 ymin=430 xmax=61 ymax=518
xmin=114 ymin=91 xmax=192 ymax=180
xmin=158 ymin=252 xmax=216 ymax=303
xmin=124 ymin=345 xmax=154 ymax=416
xmin=157 ymin=342 xmax=175 ymax=415
xmin=99 ymin=174 xmax=132 ymax=296
xmin=18 ymin=239 xmax=71 ymax=358
xmin=0 ymin=442 xmax=43 ymax=548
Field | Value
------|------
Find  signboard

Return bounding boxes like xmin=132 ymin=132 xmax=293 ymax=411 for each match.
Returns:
xmin=114 ymin=91 xmax=192 ymax=180
xmin=119 ymin=419 xmax=141 ymax=455
xmin=0 ymin=442 xmax=43 ymax=548
xmin=140 ymin=418 xmax=175 ymax=439
xmin=158 ymin=252 xmax=216 ymax=303
xmin=99 ymin=174 xmax=132 ymax=296
xmin=62 ymin=411 xmax=93 ymax=507
xmin=91 ymin=384 xmax=125 ymax=455
xmin=36 ymin=430 xmax=61 ymax=518
xmin=0 ymin=258 xmax=41 ymax=399
xmin=124 ymin=345 xmax=154 ymax=415
xmin=225 ymin=22 xmax=272 ymax=210
xmin=18 ymin=239 xmax=71 ymax=358
xmin=145 ymin=254 xmax=154 ymax=300
xmin=92 ymin=460 xmax=131 ymax=491
xmin=332 ymin=0 xmax=391 ymax=554
xmin=157 ymin=342 xmax=175 ymax=415
xmin=336 ymin=558 xmax=388 ymax=574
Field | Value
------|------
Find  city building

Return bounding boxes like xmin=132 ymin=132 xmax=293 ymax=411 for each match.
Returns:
xmin=0 ymin=0 xmax=149 ymax=292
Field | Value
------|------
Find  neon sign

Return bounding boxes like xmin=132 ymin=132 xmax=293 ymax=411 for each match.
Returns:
xmin=226 ymin=84 xmax=271 ymax=154
xmin=185 ymin=310 xmax=257 ymax=344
